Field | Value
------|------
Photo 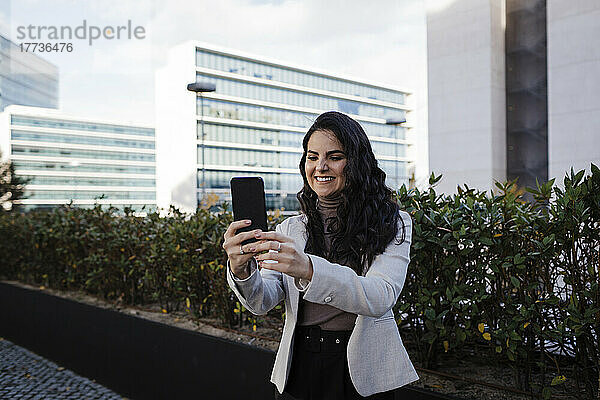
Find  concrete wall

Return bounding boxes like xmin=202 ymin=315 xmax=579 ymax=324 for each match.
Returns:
xmin=427 ymin=0 xmax=506 ymax=194
xmin=547 ymin=0 xmax=600 ymax=182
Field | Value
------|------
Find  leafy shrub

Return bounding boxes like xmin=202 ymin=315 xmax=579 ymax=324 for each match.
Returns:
xmin=0 ymin=203 xmax=285 ymax=329
xmin=395 ymin=165 xmax=599 ymax=398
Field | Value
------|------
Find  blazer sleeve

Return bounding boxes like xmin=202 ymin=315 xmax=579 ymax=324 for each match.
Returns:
xmin=301 ymin=211 xmax=412 ymax=318
xmin=225 ymin=219 xmax=287 ymax=316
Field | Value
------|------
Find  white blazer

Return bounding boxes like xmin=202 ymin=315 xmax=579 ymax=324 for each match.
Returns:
xmin=226 ymin=211 xmax=419 ymax=397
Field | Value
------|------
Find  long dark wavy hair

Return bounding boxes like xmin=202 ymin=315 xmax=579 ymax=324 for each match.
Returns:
xmin=297 ymin=111 xmax=406 ymax=275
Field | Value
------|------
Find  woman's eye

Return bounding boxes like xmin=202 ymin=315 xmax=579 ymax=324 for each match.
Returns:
xmin=330 ymin=157 xmax=342 ymax=161
xmin=307 ymin=156 xmax=318 ymax=161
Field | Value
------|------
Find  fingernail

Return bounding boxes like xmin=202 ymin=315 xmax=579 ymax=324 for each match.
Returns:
xmin=248 ymin=247 xmax=255 ymax=252
xmin=245 ymin=220 xmax=251 ymax=224
xmin=255 ymin=232 xmax=261 ymax=238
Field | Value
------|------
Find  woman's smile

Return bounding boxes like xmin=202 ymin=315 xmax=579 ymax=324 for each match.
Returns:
xmin=315 ymin=176 xmax=335 ymax=183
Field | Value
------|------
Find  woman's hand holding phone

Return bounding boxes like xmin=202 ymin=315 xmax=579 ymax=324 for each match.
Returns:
xmin=223 ymin=220 xmax=313 ymax=282
xmin=223 ymin=219 xmax=263 ymax=279
xmin=252 ymin=231 xmax=313 ymax=282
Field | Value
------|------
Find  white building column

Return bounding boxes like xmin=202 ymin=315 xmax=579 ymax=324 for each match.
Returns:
xmin=155 ymin=41 xmax=199 ymax=213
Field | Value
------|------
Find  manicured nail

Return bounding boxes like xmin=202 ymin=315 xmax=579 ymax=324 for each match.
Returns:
xmin=245 ymin=220 xmax=251 ymax=224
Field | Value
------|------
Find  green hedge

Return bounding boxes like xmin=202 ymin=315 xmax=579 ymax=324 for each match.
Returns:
xmin=395 ymin=166 xmax=599 ymax=399
xmin=0 ymin=165 xmax=598 ymax=398
xmin=0 ymin=204 xmax=284 ymax=328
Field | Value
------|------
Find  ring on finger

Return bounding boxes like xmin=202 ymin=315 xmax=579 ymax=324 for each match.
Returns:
xmin=239 ymin=244 xmax=245 ymax=255
xmin=277 ymin=242 xmax=281 ymax=252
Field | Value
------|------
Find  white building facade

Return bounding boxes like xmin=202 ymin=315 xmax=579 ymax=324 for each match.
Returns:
xmin=0 ymin=105 xmax=156 ymax=211
xmin=427 ymin=0 xmax=507 ymax=193
xmin=427 ymin=0 xmax=600 ymax=194
xmin=547 ymin=0 xmax=600 ymax=180
xmin=156 ymin=41 xmax=413 ymax=213
xmin=0 ymin=34 xmax=59 ymax=111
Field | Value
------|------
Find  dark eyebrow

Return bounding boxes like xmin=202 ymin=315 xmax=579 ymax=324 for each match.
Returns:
xmin=307 ymin=150 xmax=346 ymax=156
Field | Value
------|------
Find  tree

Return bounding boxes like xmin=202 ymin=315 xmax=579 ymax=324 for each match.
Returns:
xmin=0 ymin=150 xmax=29 ymax=212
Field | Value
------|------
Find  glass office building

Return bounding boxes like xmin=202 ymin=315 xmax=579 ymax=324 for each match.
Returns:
xmin=0 ymin=106 xmax=156 ymax=212
xmin=156 ymin=42 xmax=412 ymax=212
xmin=0 ymin=34 xmax=59 ymax=111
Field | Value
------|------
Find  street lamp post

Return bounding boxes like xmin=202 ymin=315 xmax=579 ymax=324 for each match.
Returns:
xmin=385 ymin=117 xmax=406 ymax=190
xmin=187 ymin=82 xmax=216 ymax=203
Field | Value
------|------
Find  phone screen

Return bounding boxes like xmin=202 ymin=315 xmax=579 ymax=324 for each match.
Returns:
xmin=230 ymin=177 xmax=268 ymax=244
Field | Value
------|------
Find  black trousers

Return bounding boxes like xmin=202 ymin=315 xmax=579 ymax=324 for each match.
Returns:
xmin=275 ymin=325 xmax=396 ymax=400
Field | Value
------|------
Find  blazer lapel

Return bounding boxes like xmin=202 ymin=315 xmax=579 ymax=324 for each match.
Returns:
xmin=286 ymin=216 xmax=308 ymax=318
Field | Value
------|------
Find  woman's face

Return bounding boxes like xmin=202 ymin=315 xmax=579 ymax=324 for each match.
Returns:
xmin=304 ymin=130 xmax=347 ymax=198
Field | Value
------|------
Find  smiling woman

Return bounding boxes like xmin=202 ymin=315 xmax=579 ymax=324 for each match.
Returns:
xmin=224 ymin=111 xmax=417 ymax=399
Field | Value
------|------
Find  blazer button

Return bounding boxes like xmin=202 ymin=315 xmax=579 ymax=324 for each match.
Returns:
xmin=324 ymin=296 xmax=332 ymax=303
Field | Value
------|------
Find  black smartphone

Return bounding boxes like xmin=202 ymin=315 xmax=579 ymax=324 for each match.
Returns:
xmin=230 ymin=177 xmax=268 ymax=244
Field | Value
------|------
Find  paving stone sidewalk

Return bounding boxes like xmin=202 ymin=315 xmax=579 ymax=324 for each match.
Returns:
xmin=0 ymin=337 xmax=125 ymax=400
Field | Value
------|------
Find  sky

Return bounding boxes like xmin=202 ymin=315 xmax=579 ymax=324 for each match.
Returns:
xmin=1 ymin=0 xmax=429 ymax=181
